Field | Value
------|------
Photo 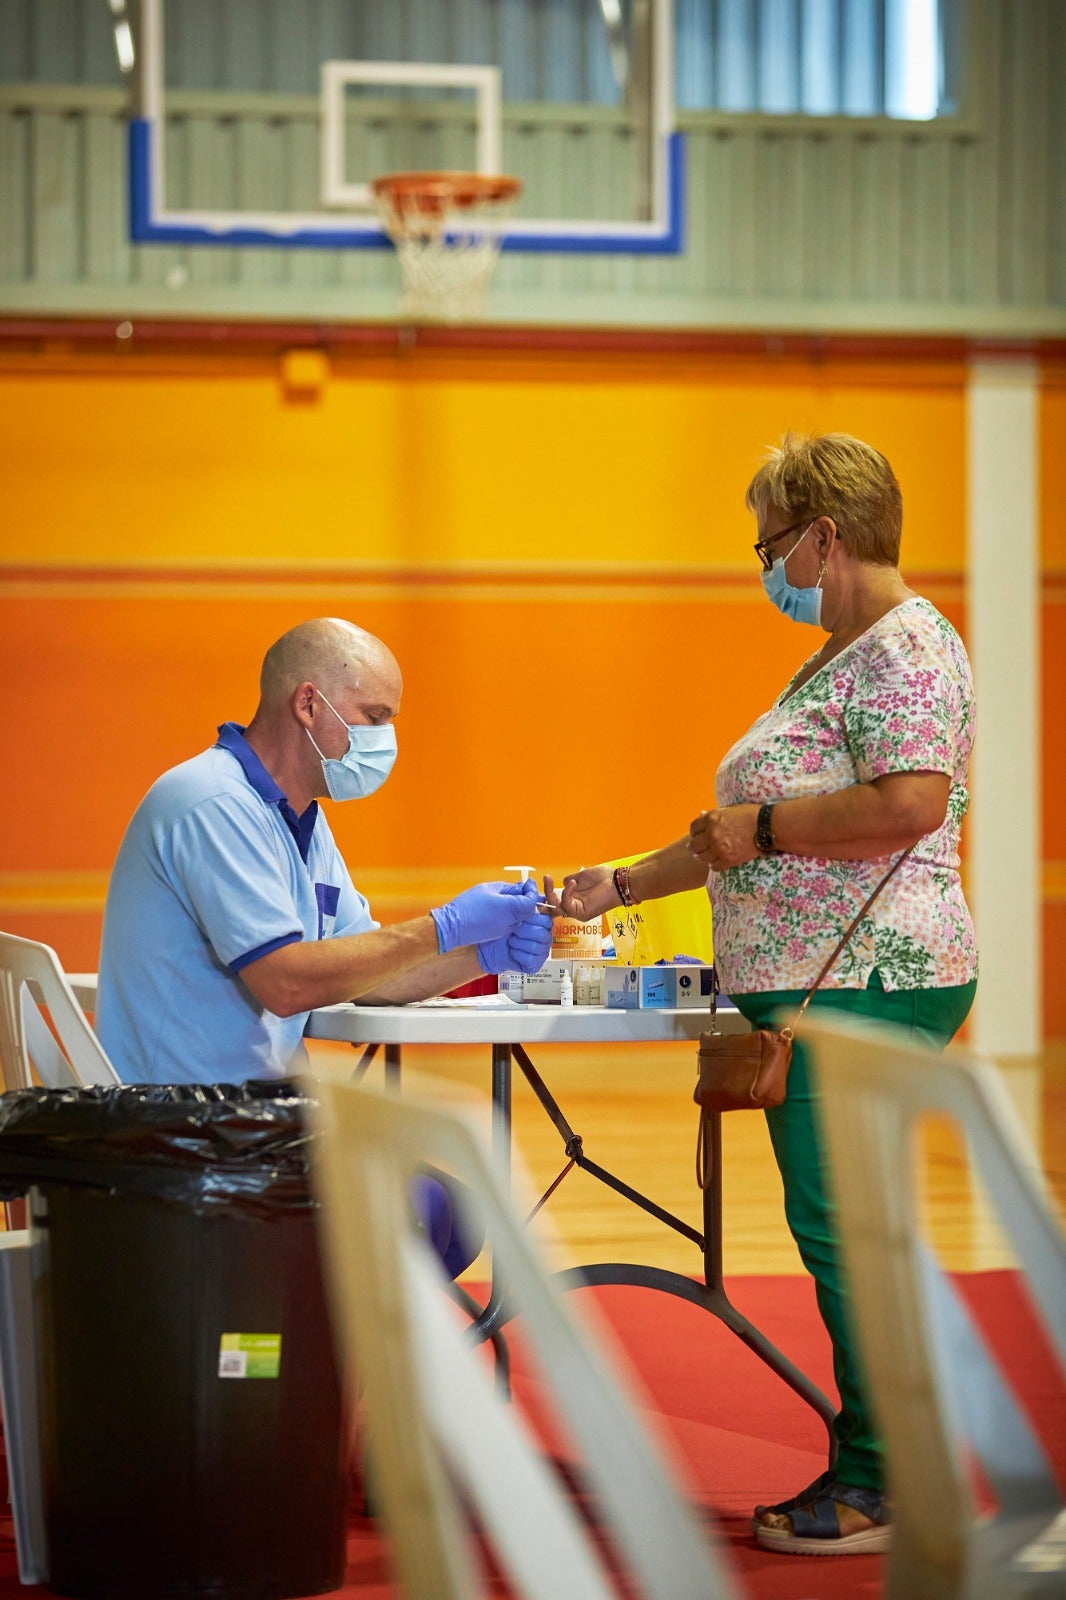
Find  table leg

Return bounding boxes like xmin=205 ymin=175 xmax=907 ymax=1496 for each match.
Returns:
xmin=357 ymin=1037 xmax=513 ymax=1391
xmin=504 ymin=1047 xmax=837 ymax=1461
xmin=465 ymin=1044 xmax=515 ymax=1394
xmin=490 ymin=1042 xmax=512 ymax=1180
xmin=514 ymin=1043 xmax=702 ymax=1247
xmin=449 ymin=1281 xmax=511 ymax=1396
xmin=702 ymin=1110 xmax=725 ymax=1291
xmin=552 ymin=1262 xmax=837 ymax=1462
xmin=348 ymin=1042 xmax=380 ymax=1081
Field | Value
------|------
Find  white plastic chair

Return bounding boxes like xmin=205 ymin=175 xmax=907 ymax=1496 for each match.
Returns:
xmin=806 ymin=1014 xmax=1066 ymax=1600
xmin=0 ymin=1232 xmax=45 ymax=1584
xmin=0 ymin=932 xmax=118 ymax=1092
xmin=305 ymin=1061 xmax=735 ymax=1600
xmin=0 ymin=933 xmax=118 ymax=1585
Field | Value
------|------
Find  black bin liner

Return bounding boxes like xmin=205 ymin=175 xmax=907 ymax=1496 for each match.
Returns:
xmin=0 ymin=1081 xmax=349 ymax=1600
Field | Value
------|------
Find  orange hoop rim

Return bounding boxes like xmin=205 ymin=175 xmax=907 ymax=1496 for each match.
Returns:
xmin=371 ymin=171 xmax=523 ymax=216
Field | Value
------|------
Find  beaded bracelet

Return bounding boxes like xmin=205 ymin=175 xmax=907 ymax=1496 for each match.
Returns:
xmin=613 ymin=865 xmax=636 ymax=907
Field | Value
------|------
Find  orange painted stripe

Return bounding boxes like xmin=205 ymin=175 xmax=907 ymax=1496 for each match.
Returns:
xmin=0 ymin=561 xmax=969 ymax=593
xmin=0 ymin=867 xmax=516 ymax=916
xmin=5 ymin=863 xmax=1065 ymax=916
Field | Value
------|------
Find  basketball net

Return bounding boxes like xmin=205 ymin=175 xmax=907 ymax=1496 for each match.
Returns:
xmin=372 ymin=172 xmax=521 ymax=323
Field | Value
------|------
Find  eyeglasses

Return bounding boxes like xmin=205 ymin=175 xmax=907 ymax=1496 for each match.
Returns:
xmin=753 ymin=519 xmax=810 ymax=572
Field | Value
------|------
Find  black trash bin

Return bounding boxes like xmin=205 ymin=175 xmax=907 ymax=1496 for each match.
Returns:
xmin=0 ymin=1081 xmax=350 ymax=1600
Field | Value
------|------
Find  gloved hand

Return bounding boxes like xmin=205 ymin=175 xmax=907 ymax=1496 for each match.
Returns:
xmin=430 ymin=878 xmax=541 ymax=955
xmin=476 ymin=905 xmax=553 ymax=975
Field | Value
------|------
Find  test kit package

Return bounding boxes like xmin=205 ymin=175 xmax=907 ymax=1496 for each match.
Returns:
xmin=604 ymin=966 xmax=675 ymax=1010
xmin=523 ymin=959 xmax=573 ymax=1002
xmin=673 ymin=965 xmax=717 ymax=1008
xmin=502 ymin=962 xmax=707 ymax=1007
xmin=499 ymin=961 xmax=608 ymax=1004
xmin=602 ymin=964 xmax=717 ymax=1009
xmin=502 ymin=960 xmax=574 ymax=1003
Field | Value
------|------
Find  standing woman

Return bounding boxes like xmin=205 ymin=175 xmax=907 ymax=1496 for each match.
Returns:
xmin=560 ymin=432 xmax=978 ymax=1555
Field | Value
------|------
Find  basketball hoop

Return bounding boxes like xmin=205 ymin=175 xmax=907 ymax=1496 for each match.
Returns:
xmin=371 ymin=171 xmax=521 ymax=322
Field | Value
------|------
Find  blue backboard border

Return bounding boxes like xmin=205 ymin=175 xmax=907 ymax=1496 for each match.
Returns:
xmin=128 ymin=121 xmax=685 ymax=257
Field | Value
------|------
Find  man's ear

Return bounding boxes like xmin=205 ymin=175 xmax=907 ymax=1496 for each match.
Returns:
xmin=293 ymin=681 xmax=316 ymax=726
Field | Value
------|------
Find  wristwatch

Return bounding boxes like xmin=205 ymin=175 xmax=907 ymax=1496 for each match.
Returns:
xmin=754 ymin=803 xmax=779 ymax=855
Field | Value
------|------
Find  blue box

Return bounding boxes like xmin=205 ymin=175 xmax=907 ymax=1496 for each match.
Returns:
xmin=637 ymin=967 xmax=676 ymax=1009
xmin=603 ymin=966 xmax=678 ymax=1009
xmin=604 ymin=966 xmax=640 ymax=1009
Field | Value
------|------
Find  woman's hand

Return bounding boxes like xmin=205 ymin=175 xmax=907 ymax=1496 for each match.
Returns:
xmin=560 ymin=864 xmax=618 ymax=920
xmin=688 ymin=805 xmax=761 ymax=871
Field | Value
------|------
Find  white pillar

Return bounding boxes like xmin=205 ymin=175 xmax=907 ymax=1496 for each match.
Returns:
xmin=966 ymin=358 xmax=1042 ymax=1055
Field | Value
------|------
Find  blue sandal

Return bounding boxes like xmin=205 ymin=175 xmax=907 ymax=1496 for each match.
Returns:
xmin=751 ymin=1470 xmax=836 ymax=1534
xmin=755 ymin=1480 xmax=890 ymax=1556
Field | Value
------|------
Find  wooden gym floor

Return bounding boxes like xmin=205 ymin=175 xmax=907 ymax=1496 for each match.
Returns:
xmin=308 ymin=1036 xmax=1066 ymax=1280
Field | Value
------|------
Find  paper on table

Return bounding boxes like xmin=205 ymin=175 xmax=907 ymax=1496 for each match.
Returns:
xmin=413 ymin=994 xmax=524 ymax=1009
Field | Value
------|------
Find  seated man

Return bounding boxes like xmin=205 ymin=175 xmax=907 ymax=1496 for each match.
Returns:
xmin=97 ymin=615 xmax=549 ymax=1083
xmin=96 ymin=616 xmax=551 ymax=1272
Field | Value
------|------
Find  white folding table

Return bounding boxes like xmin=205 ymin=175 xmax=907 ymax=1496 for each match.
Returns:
xmin=68 ymin=976 xmax=835 ymax=1448
xmin=306 ymin=998 xmax=837 ymax=1450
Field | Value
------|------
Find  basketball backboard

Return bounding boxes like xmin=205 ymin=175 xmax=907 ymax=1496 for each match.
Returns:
xmin=128 ymin=0 xmax=682 ymax=255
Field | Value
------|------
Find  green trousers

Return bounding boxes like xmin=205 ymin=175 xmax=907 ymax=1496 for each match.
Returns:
xmin=729 ymin=970 xmax=977 ymax=1491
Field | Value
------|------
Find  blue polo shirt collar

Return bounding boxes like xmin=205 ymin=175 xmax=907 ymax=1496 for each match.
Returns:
xmin=215 ymin=722 xmax=319 ymax=863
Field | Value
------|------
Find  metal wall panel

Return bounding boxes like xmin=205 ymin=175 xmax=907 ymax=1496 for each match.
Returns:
xmin=0 ymin=0 xmax=1062 ymax=330
xmin=0 ymin=0 xmax=621 ymax=101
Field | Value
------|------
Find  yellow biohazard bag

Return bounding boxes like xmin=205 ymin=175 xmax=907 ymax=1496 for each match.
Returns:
xmin=604 ymin=851 xmax=714 ymax=965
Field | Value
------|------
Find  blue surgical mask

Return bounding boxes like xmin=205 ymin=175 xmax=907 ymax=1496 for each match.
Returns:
xmin=306 ymin=690 xmax=397 ymax=801
xmin=760 ymin=523 xmax=824 ymax=627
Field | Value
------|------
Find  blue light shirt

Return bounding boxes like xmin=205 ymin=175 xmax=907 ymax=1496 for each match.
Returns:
xmin=96 ymin=723 xmax=377 ymax=1085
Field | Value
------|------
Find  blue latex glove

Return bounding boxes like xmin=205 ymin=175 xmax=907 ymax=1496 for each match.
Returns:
xmin=430 ymin=878 xmax=541 ymax=955
xmin=477 ymin=906 xmax=553 ymax=975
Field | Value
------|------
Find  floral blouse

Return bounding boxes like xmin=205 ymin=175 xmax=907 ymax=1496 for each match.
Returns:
xmin=710 ymin=597 xmax=978 ymax=996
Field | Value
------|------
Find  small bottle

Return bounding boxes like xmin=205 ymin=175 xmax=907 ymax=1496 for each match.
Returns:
xmin=559 ymin=970 xmax=574 ymax=1007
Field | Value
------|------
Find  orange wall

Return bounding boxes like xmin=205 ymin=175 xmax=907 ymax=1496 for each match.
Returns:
xmin=1 ymin=343 xmax=1062 ymax=1031
xmin=0 ymin=350 xmax=969 ymax=571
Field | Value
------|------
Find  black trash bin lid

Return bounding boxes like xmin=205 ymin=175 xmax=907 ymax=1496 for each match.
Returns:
xmin=0 ymin=1079 xmax=322 ymax=1214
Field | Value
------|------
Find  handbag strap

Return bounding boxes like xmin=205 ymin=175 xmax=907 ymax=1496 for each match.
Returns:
xmin=707 ymin=844 xmax=914 ymax=1034
xmin=784 ymin=845 xmax=915 ymax=1038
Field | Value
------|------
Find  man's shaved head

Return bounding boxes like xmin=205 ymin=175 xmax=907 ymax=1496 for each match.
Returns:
xmin=259 ymin=618 xmax=399 ymax=710
xmin=242 ymin=618 xmax=401 ymax=809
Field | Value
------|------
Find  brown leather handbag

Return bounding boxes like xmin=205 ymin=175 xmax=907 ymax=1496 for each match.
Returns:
xmin=694 ymin=847 xmax=913 ymax=1189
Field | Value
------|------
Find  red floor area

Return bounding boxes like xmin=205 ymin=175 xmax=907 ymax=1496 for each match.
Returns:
xmin=1 ymin=1271 xmax=1060 ymax=1599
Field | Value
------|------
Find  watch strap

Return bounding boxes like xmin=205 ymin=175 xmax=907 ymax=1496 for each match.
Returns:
xmin=755 ymin=803 xmax=779 ymax=854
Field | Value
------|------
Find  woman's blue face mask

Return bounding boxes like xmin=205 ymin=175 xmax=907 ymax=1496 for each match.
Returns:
xmin=760 ymin=522 xmax=824 ymax=627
